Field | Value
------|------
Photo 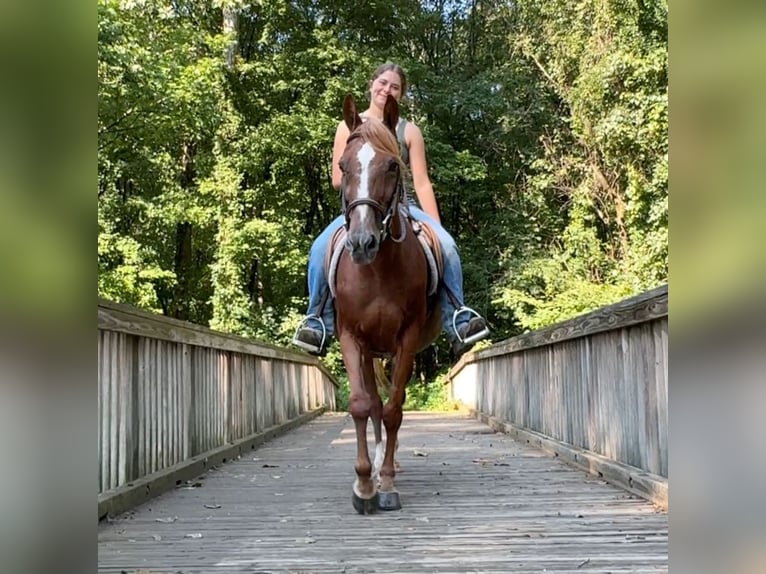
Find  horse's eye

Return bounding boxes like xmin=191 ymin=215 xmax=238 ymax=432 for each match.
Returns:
xmin=387 ymin=160 xmax=399 ymax=173
xmin=339 ymin=159 xmax=348 ymax=173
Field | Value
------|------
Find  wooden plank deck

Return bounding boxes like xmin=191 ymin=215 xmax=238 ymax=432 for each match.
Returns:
xmin=98 ymin=411 xmax=668 ymax=573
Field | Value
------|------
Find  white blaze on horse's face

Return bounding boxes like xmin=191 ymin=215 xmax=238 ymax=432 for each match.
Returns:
xmin=354 ymin=142 xmax=376 ymax=227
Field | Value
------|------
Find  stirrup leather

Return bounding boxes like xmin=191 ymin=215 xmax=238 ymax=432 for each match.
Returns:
xmin=292 ymin=314 xmax=327 ymax=352
xmin=452 ymin=307 xmax=489 ymax=345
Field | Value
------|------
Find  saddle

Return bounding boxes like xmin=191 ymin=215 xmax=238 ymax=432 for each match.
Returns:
xmin=325 ymin=207 xmax=443 ymax=299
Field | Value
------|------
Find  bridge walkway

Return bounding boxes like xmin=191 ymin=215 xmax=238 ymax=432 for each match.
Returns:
xmin=98 ymin=411 xmax=668 ymax=573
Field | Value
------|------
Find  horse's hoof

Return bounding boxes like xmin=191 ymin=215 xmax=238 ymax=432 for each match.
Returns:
xmin=352 ymin=492 xmax=379 ymax=515
xmin=377 ymin=490 xmax=402 ymax=511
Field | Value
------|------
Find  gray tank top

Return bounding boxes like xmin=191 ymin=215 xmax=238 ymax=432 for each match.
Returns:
xmin=395 ymin=118 xmax=416 ymax=206
xmin=396 ymin=118 xmax=409 ymax=166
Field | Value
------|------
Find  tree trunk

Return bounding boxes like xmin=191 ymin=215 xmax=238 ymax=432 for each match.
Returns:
xmin=172 ymin=222 xmax=193 ymax=320
xmin=171 ymin=142 xmax=196 ymax=320
xmin=223 ymin=3 xmax=238 ymax=69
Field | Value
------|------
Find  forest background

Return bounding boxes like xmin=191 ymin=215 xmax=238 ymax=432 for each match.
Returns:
xmin=97 ymin=0 xmax=667 ymax=408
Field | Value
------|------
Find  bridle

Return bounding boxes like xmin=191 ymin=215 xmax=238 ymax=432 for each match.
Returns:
xmin=340 ymin=132 xmax=407 ymax=243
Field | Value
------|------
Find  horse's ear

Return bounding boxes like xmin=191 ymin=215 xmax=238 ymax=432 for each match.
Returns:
xmin=343 ymin=95 xmax=363 ymax=132
xmin=382 ymin=95 xmax=399 ymax=134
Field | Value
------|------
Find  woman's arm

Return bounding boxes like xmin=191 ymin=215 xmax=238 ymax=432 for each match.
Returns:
xmin=331 ymin=120 xmax=350 ymax=190
xmin=406 ymin=122 xmax=441 ymax=224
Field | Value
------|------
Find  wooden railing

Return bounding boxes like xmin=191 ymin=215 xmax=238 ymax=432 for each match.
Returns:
xmin=447 ymin=285 xmax=668 ymax=507
xmin=98 ymin=299 xmax=337 ymax=518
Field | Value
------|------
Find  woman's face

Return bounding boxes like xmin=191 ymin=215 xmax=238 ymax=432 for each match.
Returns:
xmin=370 ymin=70 xmax=403 ymax=107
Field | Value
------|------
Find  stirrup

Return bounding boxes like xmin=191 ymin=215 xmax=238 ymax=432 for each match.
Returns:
xmin=452 ymin=306 xmax=490 ymax=345
xmin=291 ymin=314 xmax=327 ymax=353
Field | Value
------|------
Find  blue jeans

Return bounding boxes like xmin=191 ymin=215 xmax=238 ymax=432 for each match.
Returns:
xmin=304 ymin=207 xmax=467 ymax=340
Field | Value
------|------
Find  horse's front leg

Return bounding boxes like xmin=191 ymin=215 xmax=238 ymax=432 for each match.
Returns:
xmin=339 ymin=333 xmax=378 ymax=514
xmin=370 ymin=360 xmax=386 ymax=482
xmin=378 ymin=332 xmax=418 ymax=511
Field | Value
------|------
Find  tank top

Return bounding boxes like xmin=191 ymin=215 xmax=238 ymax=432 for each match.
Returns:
xmin=395 ymin=118 xmax=416 ymax=206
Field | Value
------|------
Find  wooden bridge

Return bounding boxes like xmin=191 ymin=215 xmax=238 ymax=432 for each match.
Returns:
xmin=98 ymin=286 xmax=668 ymax=573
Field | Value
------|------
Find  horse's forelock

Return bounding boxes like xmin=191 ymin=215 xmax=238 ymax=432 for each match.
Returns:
xmin=358 ymin=121 xmax=397 ymax=156
xmin=354 ymin=120 xmax=407 ymax=174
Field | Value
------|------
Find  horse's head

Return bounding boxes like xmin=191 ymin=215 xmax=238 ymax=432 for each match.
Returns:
xmin=339 ymin=94 xmax=403 ymax=265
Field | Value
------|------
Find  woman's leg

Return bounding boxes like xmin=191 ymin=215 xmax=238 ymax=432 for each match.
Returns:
xmin=408 ymin=208 xmax=489 ymax=352
xmin=292 ymin=215 xmax=345 ymax=354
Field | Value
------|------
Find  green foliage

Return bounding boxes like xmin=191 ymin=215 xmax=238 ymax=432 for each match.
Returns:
xmin=97 ymin=232 xmax=175 ymax=312
xmin=491 ymin=0 xmax=668 ymax=331
xmin=330 ymin=364 xmax=458 ymax=412
xmin=333 ymin=377 xmax=351 ymax=413
xmin=403 ymin=372 xmax=459 ymax=412
xmin=98 ymin=0 xmax=667 ymax=405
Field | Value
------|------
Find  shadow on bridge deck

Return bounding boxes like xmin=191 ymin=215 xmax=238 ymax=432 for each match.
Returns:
xmin=98 ymin=411 xmax=668 ymax=573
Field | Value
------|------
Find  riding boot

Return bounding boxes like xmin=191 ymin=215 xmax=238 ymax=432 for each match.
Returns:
xmin=450 ymin=308 xmax=490 ymax=357
xmin=292 ymin=315 xmax=329 ymax=357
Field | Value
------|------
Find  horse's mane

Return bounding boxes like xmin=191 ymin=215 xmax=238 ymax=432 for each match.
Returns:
xmin=352 ymin=119 xmax=409 ymax=176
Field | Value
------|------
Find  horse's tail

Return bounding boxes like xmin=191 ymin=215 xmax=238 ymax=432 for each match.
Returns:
xmin=373 ymin=358 xmax=407 ymax=406
xmin=373 ymin=358 xmax=391 ymax=400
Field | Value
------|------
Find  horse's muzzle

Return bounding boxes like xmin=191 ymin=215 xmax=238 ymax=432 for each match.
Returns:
xmin=345 ymin=230 xmax=380 ymax=264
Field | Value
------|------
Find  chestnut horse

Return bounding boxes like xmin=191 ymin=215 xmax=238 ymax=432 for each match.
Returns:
xmin=334 ymin=94 xmax=441 ymax=514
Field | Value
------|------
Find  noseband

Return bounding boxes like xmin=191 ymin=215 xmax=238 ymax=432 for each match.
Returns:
xmin=341 ymin=133 xmax=406 ymax=243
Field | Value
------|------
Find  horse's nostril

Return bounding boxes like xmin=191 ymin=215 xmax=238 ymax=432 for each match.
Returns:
xmin=365 ymin=235 xmax=378 ymax=252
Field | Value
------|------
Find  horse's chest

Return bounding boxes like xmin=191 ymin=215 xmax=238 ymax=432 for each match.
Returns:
xmin=336 ymin=288 xmax=422 ymax=339
xmin=346 ymin=304 xmax=412 ymax=351
xmin=337 ymin=295 xmax=407 ymax=324
xmin=335 ymin=249 xmax=428 ymax=343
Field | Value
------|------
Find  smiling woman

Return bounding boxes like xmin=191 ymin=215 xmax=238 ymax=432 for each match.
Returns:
xmin=292 ymin=62 xmax=489 ymax=358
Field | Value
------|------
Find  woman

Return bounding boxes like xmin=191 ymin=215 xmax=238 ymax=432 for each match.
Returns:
xmin=292 ymin=62 xmax=489 ymax=357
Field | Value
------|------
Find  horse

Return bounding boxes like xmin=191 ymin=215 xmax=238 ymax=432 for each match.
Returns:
xmin=333 ymin=94 xmax=441 ymax=514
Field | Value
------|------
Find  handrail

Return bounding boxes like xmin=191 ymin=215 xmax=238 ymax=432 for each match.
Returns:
xmin=452 ymin=284 xmax=667 ymax=370
xmin=447 ymin=284 xmax=668 ymax=508
xmin=97 ymin=298 xmax=338 ymax=518
xmin=98 ymin=298 xmax=335 ymax=376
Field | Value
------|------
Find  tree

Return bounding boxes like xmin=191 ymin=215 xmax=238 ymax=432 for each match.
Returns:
xmin=98 ymin=0 xmax=668 ymax=391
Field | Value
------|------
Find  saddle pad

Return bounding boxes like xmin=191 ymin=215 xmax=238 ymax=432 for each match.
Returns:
xmin=326 ymin=226 xmax=347 ymax=299
xmin=413 ymin=220 xmax=443 ymax=290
